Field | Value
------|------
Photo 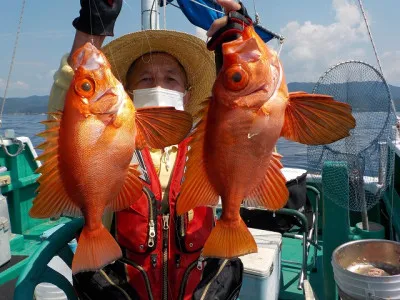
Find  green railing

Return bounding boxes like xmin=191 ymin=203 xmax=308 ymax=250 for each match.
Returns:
xmin=14 ymin=218 xmax=83 ymax=300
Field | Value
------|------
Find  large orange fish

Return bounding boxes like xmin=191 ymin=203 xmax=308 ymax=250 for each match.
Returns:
xmin=176 ymin=25 xmax=356 ymax=258
xmin=30 ymin=43 xmax=193 ymax=273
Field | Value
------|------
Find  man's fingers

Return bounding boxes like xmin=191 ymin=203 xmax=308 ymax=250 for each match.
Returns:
xmin=207 ymin=16 xmax=228 ymax=37
xmin=206 ymin=0 xmax=242 ymax=38
xmin=216 ymin=0 xmax=241 ymax=13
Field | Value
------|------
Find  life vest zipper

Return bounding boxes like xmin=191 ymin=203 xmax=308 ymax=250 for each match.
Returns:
xmin=177 ymin=257 xmax=202 ymax=300
xmin=120 ymin=257 xmax=154 ymax=300
xmin=179 ymin=214 xmax=185 ymax=238
xmin=148 ymin=219 xmax=155 ymax=247
xmin=143 ymin=187 xmax=157 ymax=250
xmin=162 ymin=214 xmax=170 ymax=300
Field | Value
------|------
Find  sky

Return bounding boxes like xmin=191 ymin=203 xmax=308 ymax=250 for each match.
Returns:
xmin=0 ymin=0 xmax=399 ymax=98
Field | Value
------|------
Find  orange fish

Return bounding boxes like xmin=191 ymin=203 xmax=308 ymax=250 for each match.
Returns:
xmin=30 ymin=43 xmax=193 ymax=273
xmin=176 ymin=25 xmax=355 ymax=258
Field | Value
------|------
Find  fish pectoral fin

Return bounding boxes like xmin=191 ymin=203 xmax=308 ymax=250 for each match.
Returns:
xmin=176 ymin=102 xmax=219 ymax=215
xmin=243 ymin=152 xmax=289 ymax=210
xmin=280 ymin=92 xmax=356 ymax=145
xmin=135 ymin=106 xmax=193 ymax=149
xmin=109 ymin=164 xmax=144 ymax=211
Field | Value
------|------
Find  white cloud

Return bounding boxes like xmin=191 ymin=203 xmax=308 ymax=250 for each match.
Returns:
xmin=279 ymin=0 xmax=369 ymax=83
xmin=15 ymin=81 xmax=29 ymax=89
xmin=381 ymin=51 xmax=400 ymax=85
xmin=0 ymin=78 xmax=30 ymax=93
xmin=35 ymin=69 xmax=57 ymax=81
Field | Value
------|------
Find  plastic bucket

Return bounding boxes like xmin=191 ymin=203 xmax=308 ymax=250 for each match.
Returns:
xmin=332 ymin=239 xmax=400 ymax=299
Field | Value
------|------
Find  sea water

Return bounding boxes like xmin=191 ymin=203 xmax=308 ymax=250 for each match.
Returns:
xmin=0 ymin=114 xmax=311 ymax=169
xmin=0 ymin=112 xmax=394 ymax=171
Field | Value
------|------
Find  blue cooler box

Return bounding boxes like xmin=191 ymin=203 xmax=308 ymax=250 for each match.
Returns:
xmin=239 ymin=228 xmax=282 ymax=300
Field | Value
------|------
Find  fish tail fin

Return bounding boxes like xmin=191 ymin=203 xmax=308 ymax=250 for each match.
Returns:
xmin=72 ymin=225 xmax=122 ymax=274
xmin=202 ymin=218 xmax=257 ymax=258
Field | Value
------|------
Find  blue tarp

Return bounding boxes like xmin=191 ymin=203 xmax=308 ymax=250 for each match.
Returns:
xmin=161 ymin=0 xmax=283 ymax=43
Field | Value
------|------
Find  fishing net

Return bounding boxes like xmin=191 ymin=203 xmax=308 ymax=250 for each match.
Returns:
xmin=307 ymin=60 xmax=397 ymax=212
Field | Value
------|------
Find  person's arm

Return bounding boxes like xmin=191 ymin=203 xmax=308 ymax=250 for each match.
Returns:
xmin=48 ymin=0 xmax=122 ymax=115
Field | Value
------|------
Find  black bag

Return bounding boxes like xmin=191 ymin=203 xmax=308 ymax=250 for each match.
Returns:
xmin=193 ymin=258 xmax=243 ymax=300
xmin=73 ymin=260 xmax=140 ymax=300
xmin=240 ymin=171 xmax=313 ymax=234
xmin=73 ymin=258 xmax=243 ymax=300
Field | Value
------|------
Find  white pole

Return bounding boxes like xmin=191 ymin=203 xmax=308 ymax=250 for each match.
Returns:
xmin=141 ymin=0 xmax=159 ymax=30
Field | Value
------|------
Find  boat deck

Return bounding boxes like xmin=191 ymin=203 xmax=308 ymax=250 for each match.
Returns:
xmin=280 ymin=235 xmax=324 ymax=299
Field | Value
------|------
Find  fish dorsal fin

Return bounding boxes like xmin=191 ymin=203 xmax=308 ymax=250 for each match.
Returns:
xmin=243 ymin=152 xmax=289 ymax=210
xmin=280 ymin=92 xmax=356 ymax=145
xmin=30 ymin=114 xmax=82 ymax=218
xmin=108 ymin=164 xmax=144 ymax=211
xmin=176 ymin=101 xmax=219 ymax=215
xmin=135 ymin=107 xmax=193 ymax=149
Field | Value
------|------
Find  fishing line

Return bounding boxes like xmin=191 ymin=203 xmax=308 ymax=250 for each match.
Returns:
xmin=0 ymin=0 xmax=26 ymax=157
xmin=355 ymin=0 xmax=397 ymax=230
xmin=92 ymin=0 xmax=122 ymax=81
xmin=89 ymin=0 xmax=94 ymax=43
xmin=189 ymin=0 xmax=224 ymax=14
xmin=357 ymin=0 xmax=397 ymax=116
xmin=163 ymin=0 xmax=167 ymax=29
xmin=166 ymin=2 xmax=180 ymax=9
xmin=0 ymin=0 xmax=26 ymax=125
xmin=122 ymin=0 xmax=133 ymax=11
xmin=149 ymin=0 xmax=158 ymax=30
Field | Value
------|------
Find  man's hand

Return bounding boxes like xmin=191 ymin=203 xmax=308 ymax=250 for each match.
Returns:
xmin=205 ymin=0 xmax=253 ymax=72
xmin=206 ymin=0 xmax=241 ymax=38
xmin=73 ymin=0 xmax=123 ymax=36
xmin=68 ymin=0 xmax=123 ymax=65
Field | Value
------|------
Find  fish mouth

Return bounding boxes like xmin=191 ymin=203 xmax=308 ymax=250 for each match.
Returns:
xmin=90 ymin=88 xmax=122 ymax=115
xmin=72 ymin=43 xmax=106 ymax=71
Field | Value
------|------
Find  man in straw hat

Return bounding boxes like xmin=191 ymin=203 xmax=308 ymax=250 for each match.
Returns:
xmin=48 ymin=0 xmax=252 ymax=299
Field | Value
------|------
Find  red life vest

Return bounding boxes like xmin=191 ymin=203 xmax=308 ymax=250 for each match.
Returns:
xmin=115 ymin=138 xmax=215 ymax=300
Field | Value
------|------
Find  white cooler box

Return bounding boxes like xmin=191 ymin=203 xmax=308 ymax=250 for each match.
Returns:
xmin=239 ymin=228 xmax=282 ymax=300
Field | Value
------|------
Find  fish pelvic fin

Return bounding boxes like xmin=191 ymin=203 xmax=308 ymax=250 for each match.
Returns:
xmin=243 ymin=152 xmax=289 ymax=210
xmin=280 ymin=92 xmax=356 ymax=145
xmin=109 ymin=164 xmax=143 ymax=211
xmin=202 ymin=218 xmax=257 ymax=258
xmin=31 ymin=113 xmax=82 ymax=218
xmin=176 ymin=100 xmax=219 ymax=215
xmin=135 ymin=106 xmax=193 ymax=149
xmin=72 ymin=224 xmax=122 ymax=274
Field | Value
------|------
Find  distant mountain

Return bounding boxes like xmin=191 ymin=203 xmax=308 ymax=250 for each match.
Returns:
xmin=2 ymin=95 xmax=48 ymax=114
xmin=288 ymin=82 xmax=400 ymax=111
xmin=3 ymin=82 xmax=400 ymax=114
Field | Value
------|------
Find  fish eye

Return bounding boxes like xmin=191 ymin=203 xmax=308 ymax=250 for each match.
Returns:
xmin=223 ymin=65 xmax=249 ymax=91
xmin=75 ymin=78 xmax=95 ymax=98
xmin=81 ymin=81 xmax=92 ymax=91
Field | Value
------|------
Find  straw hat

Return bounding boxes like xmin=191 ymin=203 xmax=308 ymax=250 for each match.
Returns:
xmin=102 ymin=30 xmax=216 ymax=117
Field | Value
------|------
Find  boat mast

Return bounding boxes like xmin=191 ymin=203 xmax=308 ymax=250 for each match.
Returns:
xmin=141 ymin=0 xmax=159 ymax=30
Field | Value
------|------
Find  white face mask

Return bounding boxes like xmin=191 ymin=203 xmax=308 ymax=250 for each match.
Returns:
xmin=131 ymin=87 xmax=185 ymax=111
